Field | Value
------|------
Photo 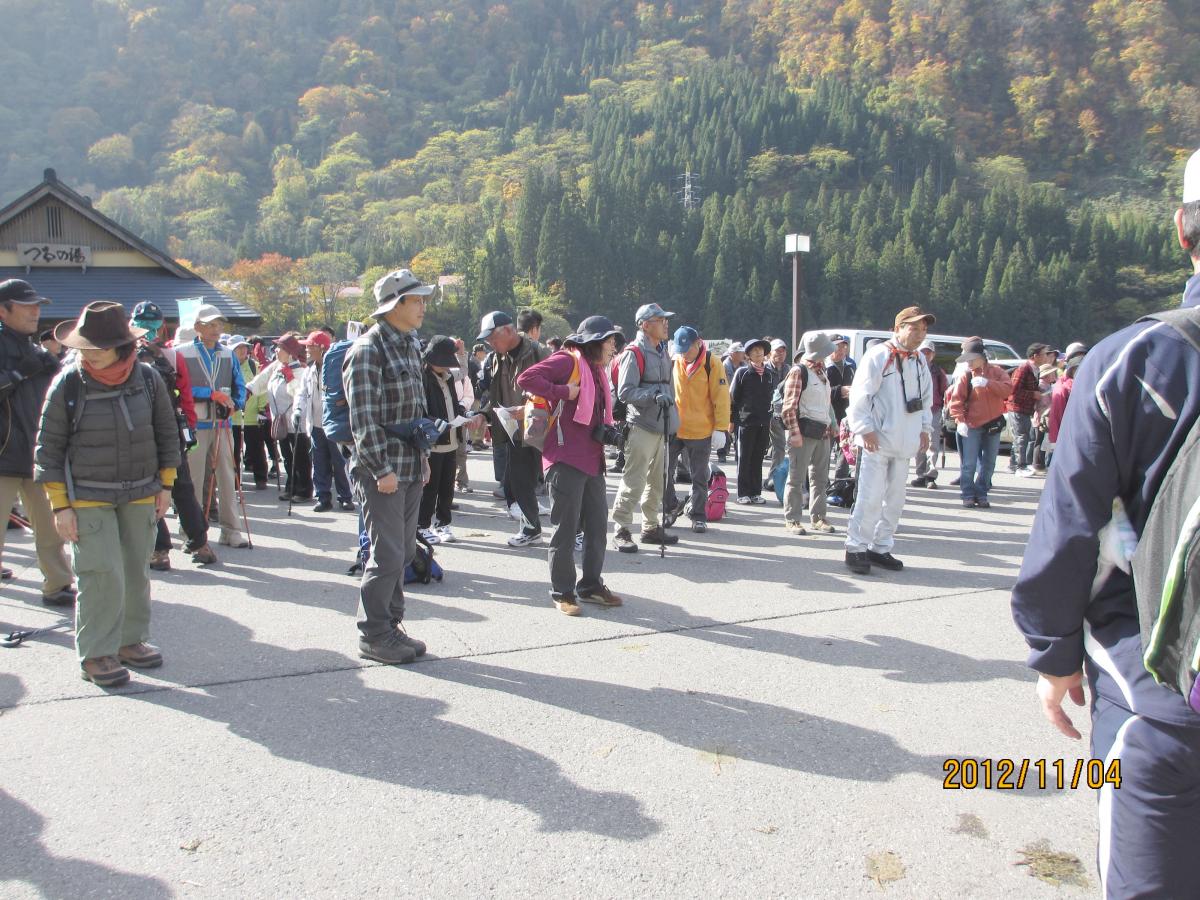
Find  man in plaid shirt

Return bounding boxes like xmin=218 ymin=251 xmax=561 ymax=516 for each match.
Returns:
xmin=344 ymin=269 xmax=434 ymax=665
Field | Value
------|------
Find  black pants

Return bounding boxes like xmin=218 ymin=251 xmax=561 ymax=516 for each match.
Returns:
xmin=156 ymin=432 xmax=209 ymax=552
xmin=503 ymin=438 xmax=542 ymax=535
xmin=281 ymin=432 xmax=313 ymax=498
xmin=547 ymin=463 xmax=607 ymax=596
xmin=235 ymin=423 xmax=269 ymax=486
xmin=736 ymin=423 xmax=770 ymax=498
xmin=419 ymin=449 xmax=457 ymax=529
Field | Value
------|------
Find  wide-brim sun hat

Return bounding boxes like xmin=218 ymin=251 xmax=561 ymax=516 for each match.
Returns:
xmin=372 ymin=268 xmax=434 ymax=318
xmin=422 ymin=334 xmax=460 ymax=368
xmin=743 ymin=338 xmax=770 ymax=356
xmin=798 ymin=331 xmax=837 ymax=362
xmin=55 ymin=301 xmax=147 ymax=350
xmin=564 ymin=315 xmax=625 ymax=350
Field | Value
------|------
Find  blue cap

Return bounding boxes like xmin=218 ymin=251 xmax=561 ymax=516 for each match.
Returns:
xmin=635 ymin=302 xmax=675 ymax=324
xmin=672 ymin=325 xmax=699 ymax=355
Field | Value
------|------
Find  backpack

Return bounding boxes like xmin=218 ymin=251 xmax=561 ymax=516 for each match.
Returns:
xmin=523 ymin=350 xmax=580 ymax=452
xmin=321 ymin=339 xmax=354 ymax=444
xmin=1130 ymin=309 xmax=1200 ymax=713
xmin=63 ymin=364 xmax=157 ymax=434
xmin=404 ymin=532 xmax=444 ymax=584
xmin=610 ymin=345 xmax=645 ymax=422
xmin=771 ymin=455 xmax=790 ymax=504
xmin=705 ymin=465 xmax=728 ymax=521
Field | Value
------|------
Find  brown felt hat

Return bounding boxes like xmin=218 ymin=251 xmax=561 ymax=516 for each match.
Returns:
xmin=55 ymin=302 xmax=146 ymax=350
xmin=894 ymin=306 xmax=936 ymax=329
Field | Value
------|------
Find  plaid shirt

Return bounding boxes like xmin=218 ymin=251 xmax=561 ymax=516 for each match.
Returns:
xmin=343 ymin=319 xmax=427 ymax=481
xmin=1005 ymin=360 xmax=1041 ymax=414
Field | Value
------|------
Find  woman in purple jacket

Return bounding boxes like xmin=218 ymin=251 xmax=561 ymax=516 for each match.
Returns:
xmin=517 ymin=316 xmax=624 ymax=616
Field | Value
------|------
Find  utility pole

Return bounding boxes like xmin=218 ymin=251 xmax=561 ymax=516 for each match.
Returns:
xmin=784 ymin=234 xmax=810 ymax=352
xmin=674 ymin=170 xmax=701 ymax=210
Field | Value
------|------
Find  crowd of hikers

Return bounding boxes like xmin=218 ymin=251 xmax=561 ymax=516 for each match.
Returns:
xmin=5 ymin=149 xmax=1200 ymax=897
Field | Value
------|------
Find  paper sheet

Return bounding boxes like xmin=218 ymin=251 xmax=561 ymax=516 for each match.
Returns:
xmin=447 ymin=414 xmax=474 ymax=428
xmin=494 ymin=407 xmax=519 ymax=440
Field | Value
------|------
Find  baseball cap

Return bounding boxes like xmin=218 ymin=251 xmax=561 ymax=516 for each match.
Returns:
xmin=672 ymin=326 xmax=699 ymax=355
xmin=194 ymin=303 xmax=227 ymax=324
xmin=917 ymin=339 xmax=936 ymax=354
xmin=301 ymin=330 xmax=332 ymax=350
xmin=227 ymin=334 xmax=250 ymax=350
xmin=635 ymin=303 xmax=675 ymax=324
xmin=477 ymin=311 xmax=514 ymax=341
xmin=726 ymin=342 xmax=745 ymax=354
xmin=830 ymin=334 xmax=849 ymax=345
xmin=0 ymin=279 xmax=48 ymax=306
xmin=894 ymin=306 xmax=936 ymax=329
xmin=1184 ymin=148 xmax=1200 ymax=204
xmin=769 ymin=338 xmax=787 ymax=352
xmin=131 ymin=301 xmax=164 ymax=322
xmin=1026 ymin=342 xmax=1051 ymax=358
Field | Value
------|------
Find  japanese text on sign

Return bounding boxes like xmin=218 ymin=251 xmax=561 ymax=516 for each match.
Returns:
xmin=18 ymin=243 xmax=92 ymax=267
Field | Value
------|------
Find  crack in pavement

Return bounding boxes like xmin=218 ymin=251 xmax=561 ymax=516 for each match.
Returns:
xmin=0 ymin=585 xmax=1008 ymax=711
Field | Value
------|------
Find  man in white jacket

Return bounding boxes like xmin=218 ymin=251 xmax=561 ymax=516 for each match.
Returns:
xmin=844 ymin=306 xmax=935 ymax=575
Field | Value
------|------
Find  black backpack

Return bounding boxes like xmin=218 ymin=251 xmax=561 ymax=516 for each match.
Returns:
xmin=1130 ymin=308 xmax=1200 ymax=713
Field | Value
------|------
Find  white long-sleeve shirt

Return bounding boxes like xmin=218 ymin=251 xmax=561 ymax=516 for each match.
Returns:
xmin=846 ymin=339 xmax=933 ymax=458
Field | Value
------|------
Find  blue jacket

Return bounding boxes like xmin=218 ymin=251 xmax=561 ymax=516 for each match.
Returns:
xmin=1010 ymin=273 xmax=1200 ymax=727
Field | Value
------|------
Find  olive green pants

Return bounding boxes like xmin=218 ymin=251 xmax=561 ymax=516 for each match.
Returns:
xmin=72 ymin=503 xmax=157 ymax=663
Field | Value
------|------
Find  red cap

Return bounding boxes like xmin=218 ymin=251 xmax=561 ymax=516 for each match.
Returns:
xmin=302 ymin=330 xmax=332 ymax=349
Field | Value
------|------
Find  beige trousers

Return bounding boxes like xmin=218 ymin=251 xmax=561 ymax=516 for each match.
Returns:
xmin=0 ymin=476 xmax=73 ymax=595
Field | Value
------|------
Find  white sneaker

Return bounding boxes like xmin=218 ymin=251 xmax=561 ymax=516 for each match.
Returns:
xmin=507 ymin=503 xmax=522 ymax=520
xmin=435 ymin=525 xmax=457 ymax=543
xmin=507 ymin=531 xmax=543 ymax=548
xmin=574 ymin=531 xmax=584 ymax=552
xmin=418 ymin=527 xmax=441 ymax=545
xmin=538 ymin=501 xmax=551 ymax=517
xmin=736 ymin=496 xmax=753 ymax=504
xmin=1015 ymin=468 xmax=1037 ymax=478
xmin=749 ymin=495 xmax=766 ymax=505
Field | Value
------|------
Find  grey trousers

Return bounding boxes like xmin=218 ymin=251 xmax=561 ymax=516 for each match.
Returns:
xmin=355 ymin=471 xmax=422 ymax=641
xmin=665 ymin=436 xmax=713 ymax=522
xmin=546 ymin=462 xmax=608 ymax=597
xmin=914 ymin=409 xmax=943 ymax=477
xmin=784 ymin=436 xmax=830 ymax=524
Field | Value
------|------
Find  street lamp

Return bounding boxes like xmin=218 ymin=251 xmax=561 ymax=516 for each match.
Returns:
xmin=785 ymin=234 xmax=810 ymax=352
xmin=298 ymin=284 xmax=310 ymax=329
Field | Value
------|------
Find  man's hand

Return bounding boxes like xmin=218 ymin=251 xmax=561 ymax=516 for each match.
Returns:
xmin=155 ymin=490 xmax=172 ymax=520
xmin=788 ymin=431 xmax=804 ymax=449
xmin=861 ymin=431 xmax=881 ymax=452
xmin=654 ymin=391 xmax=673 ymax=410
xmin=1037 ymin=671 xmax=1086 ymax=739
xmin=422 ymin=456 xmax=431 ymax=486
xmin=54 ymin=508 xmax=78 ymax=543
xmin=376 ymin=473 xmax=399 ymax=494
xmin=565 ymin=383 xmax=580 ymax=401
xmin=840 ymin=386 xmax=851 ymax=399
xmin=919 ymin=431 xmax=930 ymax=454
xmin=211 ymin=390 xmax=233 ymax=411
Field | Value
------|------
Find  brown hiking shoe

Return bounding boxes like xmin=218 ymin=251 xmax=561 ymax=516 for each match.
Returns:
xmin=191 ymin=544 xmax=218 ymax=565
xmin=612 ymin=526 xmax=638 ymax=553
xmin=552 ymin=593 xmax=582 ymax=616
xmin=577 ymin=585 xmax=623 ymax=607
xmin=149 ymin=549 xmax=172 ymax=571
xmin=81 ymin=656 xmax=129 ymax=687
xmin=118 ymin=642 xmax=163 ymax=668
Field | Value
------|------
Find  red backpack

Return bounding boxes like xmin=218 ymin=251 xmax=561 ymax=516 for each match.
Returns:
xmin=705 ymin=466 xmax=729 ymax=521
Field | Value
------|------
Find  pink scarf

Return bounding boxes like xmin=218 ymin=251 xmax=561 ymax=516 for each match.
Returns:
xmin=684 ymin=339 xmax=709 ymax=377
xmin=567 ymin=348 xmax=614 ymax=427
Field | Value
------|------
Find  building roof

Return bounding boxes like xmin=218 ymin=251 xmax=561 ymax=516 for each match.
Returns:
xmin=0 ymin=266 xmax=260 ymax=325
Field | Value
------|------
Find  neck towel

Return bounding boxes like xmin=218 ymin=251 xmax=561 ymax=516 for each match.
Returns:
xmin=83 ymin=354 xmax=137 ymax=387
xmin=567 ymin=348 xmax=614 ymax=427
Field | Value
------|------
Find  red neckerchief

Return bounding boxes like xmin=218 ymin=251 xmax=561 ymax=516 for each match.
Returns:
xmin=684 ymin=340 xmax=708 ymax=377
xmin=805 ymin=360 xmax=827 ymax=381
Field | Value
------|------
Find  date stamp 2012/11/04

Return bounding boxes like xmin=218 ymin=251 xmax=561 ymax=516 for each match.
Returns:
xmin=942 ymin=758 xmax=1122 ymax=790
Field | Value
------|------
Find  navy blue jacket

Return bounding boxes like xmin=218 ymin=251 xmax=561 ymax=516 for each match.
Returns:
xmin=1011 ymin=273 xmax=1200 ymax=728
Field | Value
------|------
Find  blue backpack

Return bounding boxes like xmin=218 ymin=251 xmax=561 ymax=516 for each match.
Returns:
xmin=322 ymin=339 xmax=354 ymax=443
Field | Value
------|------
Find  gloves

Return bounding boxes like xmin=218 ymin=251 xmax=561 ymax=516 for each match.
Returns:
xmin=654 ymin=391 xmax=673 ymax=410
xmin=956 ymin=422 xmax=969 ymax=437
xmin=211 ymin=390 xmax=233 ymax=410
xmin=384 ymin=418 xmax=448 ymax=454
xmin=711 ymin=431 xmax=727 ymax=451
xmin=970 ymin=376 xmax=988 ymax=389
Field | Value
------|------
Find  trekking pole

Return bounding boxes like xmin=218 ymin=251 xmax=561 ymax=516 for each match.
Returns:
xmin=286 ymin=431 xmax=301 ymax=517
xmin=220 ymin=420 xmax=253 ymax=548
xmin=3 ymin=617 xmax=72 ymax=648
xmin=203 ymin=423 xmax=220 ymax=522
xmin=660 ymin=406 xmax=669 ymax=559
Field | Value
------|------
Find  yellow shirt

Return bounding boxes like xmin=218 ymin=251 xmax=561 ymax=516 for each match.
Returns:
xmin=44 ymin=468 xmax=177 ymax=511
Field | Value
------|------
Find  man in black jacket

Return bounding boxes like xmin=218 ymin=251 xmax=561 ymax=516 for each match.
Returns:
xmin=0 ymin=280 xmax=74 ymax=604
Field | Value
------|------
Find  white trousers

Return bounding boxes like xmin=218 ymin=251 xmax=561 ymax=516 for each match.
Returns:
xmin=845 ymin=452 xmax=909 ymax=554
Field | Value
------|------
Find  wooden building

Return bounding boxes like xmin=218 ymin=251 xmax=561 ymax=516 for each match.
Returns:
xmin=0 ymin=169 xmax=259 ymax=327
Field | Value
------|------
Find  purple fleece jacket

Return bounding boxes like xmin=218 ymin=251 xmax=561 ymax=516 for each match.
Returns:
xmin=516 ymin=351 xmax=605 ymax=476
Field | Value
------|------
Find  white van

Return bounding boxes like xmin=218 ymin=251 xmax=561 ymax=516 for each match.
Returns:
xmin=820 ymin=328 xmax=1020 ymax=374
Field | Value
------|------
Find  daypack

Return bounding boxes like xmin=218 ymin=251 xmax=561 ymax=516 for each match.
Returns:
xmin=322 ymin=339 xmax=354 ymax=444
xmin=63 ymin=364 xmax=157 ymax=434
xmin=1130 ymin=309 xmax=1200 ymax=713
xmin=523 ymin=350 xmax=580 ymax=452
xmin=771 ymin=455 xmax=790 ymax=504
xmin=705 ymin=465 xmax=728 ymax=521
xmin=610 ymin=345 xmax=645 ymax=422
xmin=405 ymin=532 xmax=444 ymax=584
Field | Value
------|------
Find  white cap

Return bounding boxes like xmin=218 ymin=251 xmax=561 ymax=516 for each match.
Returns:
xmin=1185 ymin=149 xmax=1200 ymax=204
xmin=918 ymin=339 xmax=936 ymax=354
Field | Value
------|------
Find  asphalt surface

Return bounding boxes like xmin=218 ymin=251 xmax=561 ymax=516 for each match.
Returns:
xmin=0 ymin=450 xmax=1099 ymax=898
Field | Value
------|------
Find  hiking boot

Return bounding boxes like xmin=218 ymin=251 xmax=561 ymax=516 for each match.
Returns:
xmin=639 ymin=526 xmax=678 ymax=545
xmin=254 ymin=481 xmax=267 ymax=490
xmin=552 ymin=593 xmax=582 ymax=616
xmin=962 ymin=498 xmax=978 ymax=508
xmin=149 ymin=549 xmax=172 ymax=571
xmin=663 ymin=497 xmax=688 ymax=528
xmin=346 ymin=559 xmax=364 ymax=577
xmin=191 ymin=544 xmax=219 ymax=565
xmin=691 ymin=520 xmax=707 ymax=533
xmin=867 ymin=550 xmax=904 ymax=571
xmin=844 ymin=551 xmax=871 ymax=575
xmin=313 ymin=499 xmax=333 ymax=513
xmin=578 ymin=584 xmax=623 ymax=607
xmin=338 ymin=499 xmax=356 ymax=511
xmin=612 ymin=526 xmax=638 ymax=553
xmin=507 ymin=530 xmax=543 ymax=548
xmin=810 ymin=519 xmax=836 ymax=534
xmin=975 ymin=498 xmax=991 ymax=509
xmin=1 ymin=566 xmax=11 ymax=580
xmin=394 ymin=625 xmax=427 ymax=657
xmin=80 ymin=656 xmax=129 ymax=687
xmin=491 ymin=489 xmax=506 ymax=500
xmin=118 ymin=642 xmax=163 ymax=669
xmin=278 ymin=492 xmax=293 ymax=501
xmin=785 ymin=521 xmax=808 ymax=536
xmin=42 ymin=586 xmax=77 ymax=606
xmin=358 ymin=632 xmax=417 ymax=665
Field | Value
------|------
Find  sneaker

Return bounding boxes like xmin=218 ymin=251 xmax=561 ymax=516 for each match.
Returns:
xmin=844 ymin=551 xmax=871 ymax=575
xmin=394 ymin=625 xmax=426 ymax=657
xmin=975 ymin=498 xmax=991 ymax=509
xmin=80 ymin=655 xmax=130 ymax=687
xmin=358 ymin=632 xmax=417 ymax=665
xmin=492 ymin=489 xmax=506 ymax=500
xmin=574 ymin=532 xmax=584 ymax=553
xmin=507 ymin=530 xmax=543 ymax=548
xmin=785 ymin=521 xmax=808 ymax=536
xmin=313 ymin=499 xmax=333 ymax=512
xmin=810 ymin=519 xmax=836 ymax=534
xmin=612 ymin=526 xmax=638 ymax=553
xmin=42 ymin=586 xmax=77 ymax=606
xmin=418 ymin=527 xmax=441 ymax=545
xmin=346 ymin=559 xmax=364 ymax=577
xmin=691 ymin=520 xmax=707 ymax=533
xmin=435 ymin=525 xmax=457 ymax=544
xmin=663 ymin=497 xmax=688 ymax=528
xmin=736 ymin=496 xmax=753 ymax=505
xmin=1015 ymin=468 xmax=1037 ymax=478
xmin=1028 ymin=468 xmax=1047 ymax=478
xmin=909 ymin=476 xmax=928 ymax=488
xmin=639 ymin=526 xmax=679 ymax=545
xmin=609 ymin=460 xmax=625 ymax=473
xmin=962 ymin=498 xmax=978 ymax=508
xmin=191 ymin=544 xmax=218 ymax=565
xmin=149 ymin=549 xmax=172 ymax=571
xmin=749 ymin=495 xmax=766 ymax=505
xmin=118 ymin=642 xmax=163 ymax=669
xmin=507 ymin=503 xmax=522 ymax=520
xmin=552 ymin=593 xmax=582 ymax=616
xmin=578 ymin=584 xmax=623 ymax=607
xmin=338 ymin=499 xmax=356 ymax=511
xmin=218 ymin=532 xmax=250 ymax=549
xmin=867 ymin=550 xmax=904 ymax=571
xmin=457 ymin=484 xmax=473 ymax=494
xmin=1 ymin=567 xmax=11 ymax=580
